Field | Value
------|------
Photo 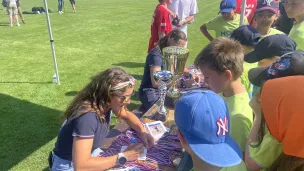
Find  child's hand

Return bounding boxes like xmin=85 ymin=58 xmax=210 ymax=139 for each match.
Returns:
xmin=169 ymin=12 xmax=177 ymax=19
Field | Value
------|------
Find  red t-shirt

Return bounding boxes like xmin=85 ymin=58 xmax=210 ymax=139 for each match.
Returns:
xmin=148 ymin=5 xmax=172 ymax=53
xmin=236 ymin=0 xmax=257 ymax=24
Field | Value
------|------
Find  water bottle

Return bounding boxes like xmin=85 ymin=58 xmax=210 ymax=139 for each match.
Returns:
xmin=53 ymin=74 xmax=57 ymax=84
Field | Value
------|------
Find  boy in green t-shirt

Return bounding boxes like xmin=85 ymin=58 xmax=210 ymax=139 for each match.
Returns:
xmin=194 ymin=37 xmax=253 ymax=154
xmin=254 ymin=0 xmax=284 ymax=39
xmin=200 ymin=0 xmax=248 ymax=42
xmin=175 ymin=90 xmax=246 ymax=171
xmin=230 ymin=25 xmax=261 ymax=99
xmin=283 ymin=0 xmax=304 ymax=50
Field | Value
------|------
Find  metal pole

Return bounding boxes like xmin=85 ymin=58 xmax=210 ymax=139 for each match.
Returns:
xmin=240 ymin=0 xmax=247 ymax=26
xmin=43 ymin=0 xmax=60 ymax=85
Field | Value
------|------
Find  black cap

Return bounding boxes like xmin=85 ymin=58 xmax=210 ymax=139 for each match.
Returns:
xmin=248 ymin=50 xmax=304 ymax=87
xmin=230 ymin=25 xmax=261 ymax=47
xmin=244 ymin=34 xmax=297 ymax=63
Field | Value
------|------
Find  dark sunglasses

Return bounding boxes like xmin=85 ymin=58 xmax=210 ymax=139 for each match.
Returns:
xmin=111 ymin=91 xmax=135 ymax=103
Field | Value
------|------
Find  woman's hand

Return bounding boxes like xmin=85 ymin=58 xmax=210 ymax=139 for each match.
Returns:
xmin=139 ymin=131 xmax=155 ymax=148
xmin=249 ymin=92 xmax=262 ymax=118
xmin=123 ymin=143 xmax=144 ymax=162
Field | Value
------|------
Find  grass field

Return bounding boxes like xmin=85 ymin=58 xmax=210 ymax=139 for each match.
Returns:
xmin=0 ymin=0 xmax=219 ymax=170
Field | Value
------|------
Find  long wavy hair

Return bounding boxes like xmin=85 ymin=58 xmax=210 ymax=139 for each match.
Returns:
xmin=61 ymin=68 xmax=133 ymax=122
xmin=251 ymin=83 xmax=266 ymax=148
xmin=158 ymin=29 xmax=187 ymax=53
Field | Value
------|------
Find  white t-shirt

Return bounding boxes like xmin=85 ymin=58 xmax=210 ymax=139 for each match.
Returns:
xmin=168 ymin=0 xmax=199 ymax=35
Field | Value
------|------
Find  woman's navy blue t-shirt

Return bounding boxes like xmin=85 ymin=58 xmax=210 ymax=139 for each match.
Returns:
xmin=53 ymin=111 xmax=111 ymax=161
xmin=140 ymin=47 xmax=165 ymax=90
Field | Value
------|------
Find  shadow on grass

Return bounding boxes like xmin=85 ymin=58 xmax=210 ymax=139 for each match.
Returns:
xmin=112 ymin=62 xmax=144 ymax=68
xmin=0 ymin=93 xmax=61 ymax=170
xmin=65 ymin=91 xmax=78 ymax=96
xmin=131 ymin=74 xmax=142 ymax=81
xmin=42 ymin=167 xmax=49 ymax=171
xmin=0 ymin=81 xmax=53 ymax=84
xmin=0 ymin=22 xmax=9 ymax=27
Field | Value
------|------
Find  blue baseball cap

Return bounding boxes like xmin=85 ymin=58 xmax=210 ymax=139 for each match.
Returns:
xmin=230 ymin=25 xmax=261 ymax=47
xmin=244 ymin=34 xmax=297 ymax=63
xmin=219 ymin=0 xmax=237 ymax=14
xmin=175 ymin=90 xmax=242 ymax=167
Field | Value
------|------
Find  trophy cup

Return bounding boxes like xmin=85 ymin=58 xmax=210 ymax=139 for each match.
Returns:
xmin=153 ymin=70 xmax=173 ymax=121
xmin=153 ymin=46 xmax=189 ymax=121
xmin=163 ymin=46 xmax=190 ymax=98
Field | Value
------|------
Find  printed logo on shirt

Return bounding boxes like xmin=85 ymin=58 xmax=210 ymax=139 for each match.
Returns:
xmin=216 ymin=117 xmax=228 ymax=136
xmin=220 ymin=31 xmax=233 ymax=37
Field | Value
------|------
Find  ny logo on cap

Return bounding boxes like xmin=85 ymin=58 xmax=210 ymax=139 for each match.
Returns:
xmin=221 ymin=1 xmax=227 ymax=7
xmin=216 ymin=117 xmax=228 ymax=136
xmin=262 ymin=0 xmax=273 ymax=6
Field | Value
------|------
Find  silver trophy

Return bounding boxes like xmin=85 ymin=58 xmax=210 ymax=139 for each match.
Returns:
xmin=163 ymin=46 xmax=190 ymax=98
xmin=153 ymin=70 xmax=173 ymax=118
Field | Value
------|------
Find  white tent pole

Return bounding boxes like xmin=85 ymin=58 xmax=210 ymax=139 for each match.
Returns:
xmin=43 ymin=0 xmax=60 ymax=85
xmin=240 ymin=0 xmax=247 ymax=26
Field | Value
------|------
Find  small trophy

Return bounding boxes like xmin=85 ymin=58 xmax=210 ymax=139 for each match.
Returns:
xmin=153 ymin=70 xmax=173 ymax=121
xmin=163 ymin=46 xmax=190 ymax=98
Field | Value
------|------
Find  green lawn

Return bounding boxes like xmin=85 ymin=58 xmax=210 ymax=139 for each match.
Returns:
xmin=0 ymin=0 xmax=218 ymax=170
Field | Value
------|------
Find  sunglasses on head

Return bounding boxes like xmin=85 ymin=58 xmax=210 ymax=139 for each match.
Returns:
xmin=111 ymin=91 xmax=135 ymax=103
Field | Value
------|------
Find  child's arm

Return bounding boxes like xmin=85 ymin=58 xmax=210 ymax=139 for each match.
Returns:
xmin=200 ymin=24 xmax=214 ymax=42
xmin=158 ymin=31 xmax=166 ymax=40
xmin=166 ymin=8 xmax=177 ymax=19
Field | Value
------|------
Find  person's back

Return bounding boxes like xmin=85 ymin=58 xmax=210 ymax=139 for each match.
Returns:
xmin=194 ymin=37 xmax=253 ymax=153
xmin=235 ymin=0 xmax=257 ymax=24
xmin=148 ymin=0 xmax=172 ymax=52
xmin=168 ymin=0 xmax=198 ymax=35
xmin=6 ymin=0 xmax=19 ymax=27
xmin=8 ymin=0 xmax=16 ymax=4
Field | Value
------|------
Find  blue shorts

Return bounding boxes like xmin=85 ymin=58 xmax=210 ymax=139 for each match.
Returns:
xmin=51 ymin=154 xmax=73 ymax=171
xmin=69 ymin=0 xmax=75 ymax=4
